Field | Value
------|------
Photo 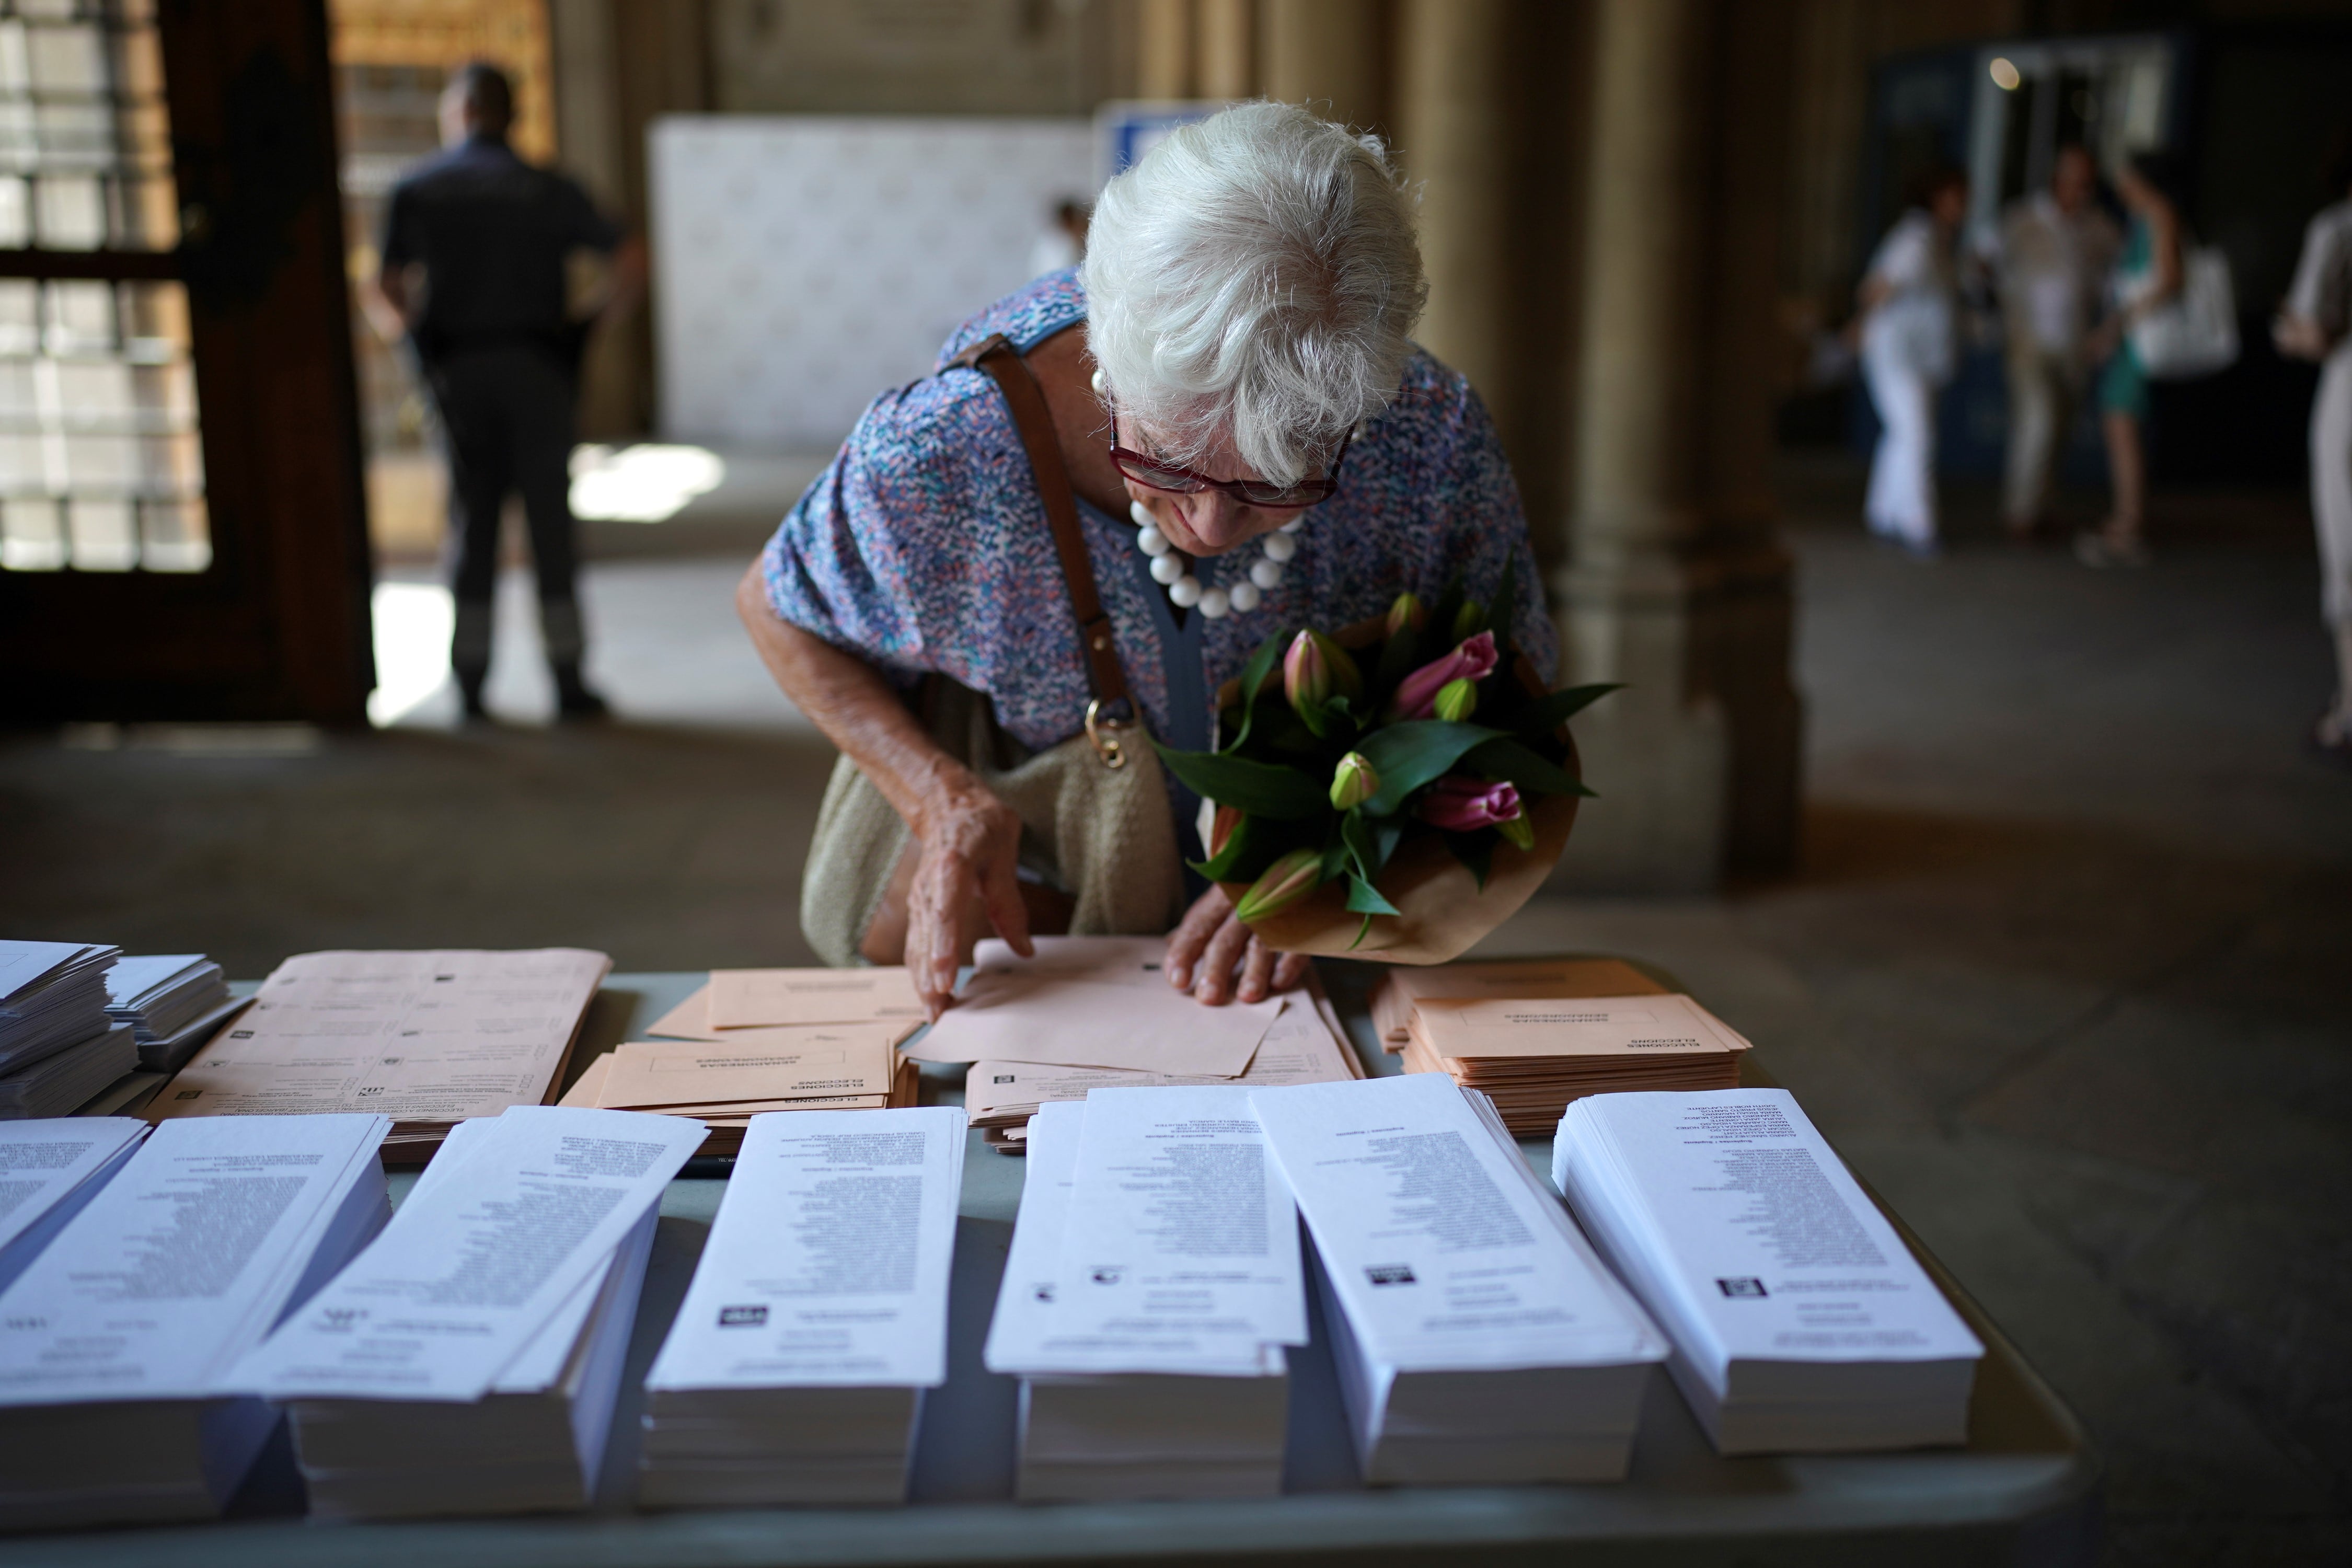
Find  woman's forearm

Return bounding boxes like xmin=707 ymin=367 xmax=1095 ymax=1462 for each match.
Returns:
xmin=733 ymin=564 xmax=973 ymax=836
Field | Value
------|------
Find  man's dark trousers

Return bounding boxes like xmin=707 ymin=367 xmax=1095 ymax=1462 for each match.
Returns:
xmin=431 ymin=341 xmax=588 ymax=704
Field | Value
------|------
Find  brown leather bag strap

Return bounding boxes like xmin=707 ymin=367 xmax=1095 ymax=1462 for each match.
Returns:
xmin=947 ymin=333 xmax=1133 ymax=716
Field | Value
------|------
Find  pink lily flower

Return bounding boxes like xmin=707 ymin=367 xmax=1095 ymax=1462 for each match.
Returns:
xmin=1415 ymin=774 xmax=1523 ymax=833
xmin=1387 ymin=630 xmax=1498 ymax=721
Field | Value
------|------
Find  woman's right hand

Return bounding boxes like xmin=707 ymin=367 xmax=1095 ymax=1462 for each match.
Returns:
xmin=904 ymin=772 xmax=1032 ymax=1020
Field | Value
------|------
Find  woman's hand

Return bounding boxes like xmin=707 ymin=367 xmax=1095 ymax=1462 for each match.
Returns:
xmin=904 ymin=773 xmax=1032 ymax=1021
xmin=1166 ymin=884 xmax=1311 ymax=1006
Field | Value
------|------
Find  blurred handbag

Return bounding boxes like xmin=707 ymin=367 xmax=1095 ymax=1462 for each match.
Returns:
xmin=2131 ymin=244 xmax=2239 ymax=380
xmin=799 ymin=334 xmax=1186 ymax=969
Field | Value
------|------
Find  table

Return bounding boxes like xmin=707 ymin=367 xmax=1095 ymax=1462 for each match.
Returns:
xmin=6 ymin=965 xmax=2101 ymax=1567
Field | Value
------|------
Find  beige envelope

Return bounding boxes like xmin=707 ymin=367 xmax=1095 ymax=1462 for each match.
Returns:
xmin=705 ymin=967 xmax=926 ymax=1030
xmin=909 ymin=975 xmax=1279 ymax=1077
xmin=594 ymin=1030 xmax=900 ymax=1110
xmin=1370 ymin=956 xmax=1670 ymax=1045
xmin=966 ymin=934 xmax=1178 ymax=991
xmin=647 ymin=984 xmax=920 ymax=1046
xmin=1410 ymin=993 xmax=1752 ymax=1061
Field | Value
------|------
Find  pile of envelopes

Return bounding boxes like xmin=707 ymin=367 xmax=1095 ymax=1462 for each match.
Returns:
xmin=562 ymin=968 xmax=923 ymax=1155
xmin=917 ymin=935 xmax=1362 ymax=1151
xmin=1374 ymin=958 xmax=1753 ymax=1136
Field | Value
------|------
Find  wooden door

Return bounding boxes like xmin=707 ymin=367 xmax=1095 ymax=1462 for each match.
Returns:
xmin=0 ymin=0 xmax=371 ymax=723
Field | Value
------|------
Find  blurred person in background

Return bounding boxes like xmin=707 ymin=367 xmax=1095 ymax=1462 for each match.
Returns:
xmin=370 ymin=61 xmax=646 ymax=721
xmin=1992 ymin=144 xmax=2121 ymax=541
xmin=741 ymin=104 xmax=1549 ymax=1018
xmin=2275 ymin=133 xmax=2352 ymax=762
xmin=1856 ymin=163 xmax=1968 ymax=560
xmin=2077 ymin=152 xmax=2186 ymax=569
xmin=1030 ymin=198 xmax=1090 ymax=280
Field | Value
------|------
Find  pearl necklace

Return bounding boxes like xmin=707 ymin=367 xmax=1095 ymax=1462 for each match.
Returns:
xmin=1129 ymin=499 xmax=1300 ymax=620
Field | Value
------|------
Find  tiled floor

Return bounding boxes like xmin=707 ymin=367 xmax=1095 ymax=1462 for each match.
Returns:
xmin=2 ymin=470 xmax=2346 ymax=1562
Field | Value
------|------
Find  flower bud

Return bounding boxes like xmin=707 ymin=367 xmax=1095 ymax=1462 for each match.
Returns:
xmin=1232 ymin=847 xmax=1324 ymax=924
xmin=1329 ymin=752 xmax=1380 ymax=811
xmin=1433 ymin=677 xmax=1478 ymax=723
xmin=1386 ymin=630 xmax=1500 ymax=722
xmin=1415 ymin=774 xmax=1524 ymax=834
xmin=1283 ymin=628 xmax=1363 ymax=712
xmin=1451 ymin=599 xmax=1488 ymax=641
xmin=1385 ymin=592 xmax=1426 ymax=639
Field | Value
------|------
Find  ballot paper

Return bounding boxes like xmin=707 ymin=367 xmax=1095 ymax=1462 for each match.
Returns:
xmin=913 ymin=947 xmax=1282 ymax=1076
xmin=705 ymin=967 xmax=927 ymax=1031
xmin=594 ymin=1029 xmax=901 ymax=1111
xmin=105 ymin=955 xmax=229 ymax=1043
xmin=0 ymin=1113 xmax=393 ymax=1530
xmin=640 ymin=1106 xmax=964 ymax=1508
xmin=1553 ymin=1089 xmax=1983 ymax=1454
xmin=1404 ymin=992 xmax=1753 ymax=1137
xmin=965 ymin=986 xmax=1361 ymax=1138
xmin=0 ymin=1117 xmax=148 ymax=1293
xmin=986 ymin=1100 xmax=1292 ymax=1501
xmin=1030 ymin=1086 xmax=1306 ymax=1374
xmin=0 ymin=940 xmax=120 ymax=1076
xmin=152 ymin=950 xmax=609 ymax=1158
xmin=0 ymin=1021 xmax=136 ymax=1119
xmin=232 ymin=1106 xmax=703 ymax=1402
xmin=1369 ymin=956 xmax=1670 ymax=1047
xmin=280 ymin=1115 xmax=663 ymax=1520
xmin=647 ymin=981 xmax=922 ymax=1046
xmin=1251 ymin=1074 xmax=1666 ymax=1483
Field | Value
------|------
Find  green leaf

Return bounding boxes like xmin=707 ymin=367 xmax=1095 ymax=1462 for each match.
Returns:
xmin=1151 ymin=739 xmax=1331 ymax=820
xmin=1444 ymin=830 xmax=1496 ymax=891
xmin=1344 ymin=873 xmax=1400 ymax=916
xmin=1223 ymin=629 xmax=1294 ymax=754
xmin=1191 ymin=811 xmax=1258 ymax=880
xmin=1355 ymin=720 xmax=1506 ymax=816
xmin=1518 ymin=682 xmax=1624 ymax=734
xmin=1466 ymin=736 xmax=1595 ymax=798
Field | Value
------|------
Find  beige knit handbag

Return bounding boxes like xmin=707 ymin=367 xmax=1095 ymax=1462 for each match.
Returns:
xmin=799 ymin=335 xmax=1186 ymax=969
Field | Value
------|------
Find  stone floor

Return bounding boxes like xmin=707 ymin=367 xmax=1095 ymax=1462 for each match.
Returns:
xmin=2 ymin=465 xmax=2346 ymax=1563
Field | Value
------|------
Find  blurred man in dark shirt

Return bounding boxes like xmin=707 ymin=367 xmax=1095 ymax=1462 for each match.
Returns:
xmin=371 ymin=61 xmax=644 ymax=720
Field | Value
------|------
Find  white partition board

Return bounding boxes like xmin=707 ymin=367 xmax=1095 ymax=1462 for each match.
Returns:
xmin=650 ymin=115 xmax=1096 ymax=452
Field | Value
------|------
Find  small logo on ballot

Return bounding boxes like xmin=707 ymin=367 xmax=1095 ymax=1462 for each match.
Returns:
xmin=1365 ymin=1264 xmax=1417 ymax=1286
xmin=1717 ymin=1277 xmax=1768 ymax=1298
xmin=719 ymin=1305 xmax=768 ymax=1327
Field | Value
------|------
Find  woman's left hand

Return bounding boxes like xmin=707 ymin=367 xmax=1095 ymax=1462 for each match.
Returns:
xmin=1166 ymin=884 xmax=1313 ymax=1005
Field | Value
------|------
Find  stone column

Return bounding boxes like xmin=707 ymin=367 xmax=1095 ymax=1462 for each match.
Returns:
xmin=1137 ymin=0 xmax=1195 ymax=98
xmin=1196 ymin=0 xmax=1255 ymax=99
xmin=1259 ymin=0 xmax=1383 ymax=132
xmin=1552 ymin=0 xmax=1802 ymax=890
xmin=1394 ymin=0 xmax=1509 ymax=417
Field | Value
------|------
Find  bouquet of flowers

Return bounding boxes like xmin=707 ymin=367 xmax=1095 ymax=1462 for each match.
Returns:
xmin=1155 ymin=573 xmax=1617 ymax=963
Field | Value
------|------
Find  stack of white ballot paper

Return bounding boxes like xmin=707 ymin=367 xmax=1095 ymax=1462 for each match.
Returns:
xmin=1553 ymin=1089 xmax=1984 ymax=1455
xmin=0 ymin=1118 xmax=148 ymax=1293
xmin=985 ymin=1088 xmax=1307 ymax=1501
xmin=229 ymin=1105 xmax=705 ymax=1520
xmin=639 ymin=1106 xmax=966 ymax=1508
xmin=0 ymin=1113 xmax=393 ymax=1530
xmin=0 ymin=940 xmax=135 ymax=1120
xmin=104 ymin=953 xmax=239 ymax=1073
xmin=1251 ymin=1073 xmax=1668 ymax=1484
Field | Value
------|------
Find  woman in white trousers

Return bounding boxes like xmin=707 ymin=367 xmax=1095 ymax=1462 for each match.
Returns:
xmin=2276 ymin=147 xmax=2352 ymax=760
xmin=1858 ymin=165 xmax=1968 ymax=558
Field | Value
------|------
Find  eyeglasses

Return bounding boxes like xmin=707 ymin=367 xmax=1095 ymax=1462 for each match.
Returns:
xmin=1108 ymin=415 xmax=1351 ymax=510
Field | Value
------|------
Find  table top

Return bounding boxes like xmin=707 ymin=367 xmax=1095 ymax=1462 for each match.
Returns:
xmin=6 ymin=965 xmax=2102 ymax=1567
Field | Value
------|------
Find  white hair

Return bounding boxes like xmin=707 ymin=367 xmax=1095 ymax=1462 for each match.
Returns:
xmin=1080 ymin=101 xmax=1427 ymax=489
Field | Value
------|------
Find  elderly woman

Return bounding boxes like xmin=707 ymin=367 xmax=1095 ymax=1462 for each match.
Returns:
xmin=741 ymin=103 xmax=1551 ymax=1018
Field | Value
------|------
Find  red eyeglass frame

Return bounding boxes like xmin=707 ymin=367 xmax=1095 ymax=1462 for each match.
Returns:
xmin=1106 ymin=412 xmax=1352 ymax=510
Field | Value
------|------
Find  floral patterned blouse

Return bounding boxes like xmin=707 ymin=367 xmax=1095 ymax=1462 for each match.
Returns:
xmin=762 ymin=269 xmax=1553 ymax=846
